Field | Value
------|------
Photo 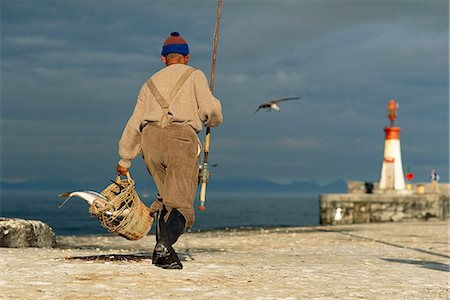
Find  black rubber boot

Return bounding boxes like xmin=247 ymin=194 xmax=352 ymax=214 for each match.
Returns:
xmin=153 ymin=208 xmax=186 ymax=269
xmin=153 ymin=242 xmax=183 ymax=269
xmin=152 ymin=208 xmax=165 ymax=264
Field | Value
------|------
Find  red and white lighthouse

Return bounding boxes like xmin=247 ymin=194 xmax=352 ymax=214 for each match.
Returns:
xmin=379 ymin=99 xmax=405 ymax=191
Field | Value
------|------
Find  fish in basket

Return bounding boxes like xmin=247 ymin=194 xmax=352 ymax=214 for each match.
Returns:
xmin=58 ymin=172 xmax=153 ymax=241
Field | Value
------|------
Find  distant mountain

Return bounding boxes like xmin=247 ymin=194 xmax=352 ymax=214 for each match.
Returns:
xmin=0 ymin=180 xmax=105 ymax=193
xmin=323 ymin=179 xmax=349 ymax=192
xmin=208 ymin=177 xmax=347 ymax=194
xmin=1 ymin=177 xmax=347 ymax=194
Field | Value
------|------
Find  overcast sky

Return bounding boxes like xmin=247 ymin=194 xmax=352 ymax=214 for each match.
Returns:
xmin=1 ymin=0 xmax=448 ymax=188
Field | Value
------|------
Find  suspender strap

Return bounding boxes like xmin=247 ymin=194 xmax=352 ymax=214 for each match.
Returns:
xmin=168 ymin=67 xmax=196 ymax=102
xmin=147 ymin=67 xmax=196 ymax=110
xmin=146 ymin=67 xmax=196 ymax=128
xmin=147 ymin=80 xmax=168 ymax=109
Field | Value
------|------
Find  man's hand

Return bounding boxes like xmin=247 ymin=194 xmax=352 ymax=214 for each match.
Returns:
xmin=117 ymin=164 xmax=129 ymax=176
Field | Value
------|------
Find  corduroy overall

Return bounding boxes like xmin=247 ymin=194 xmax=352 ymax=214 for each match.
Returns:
xmin=142 ymin=68 xmax=200 ymax=229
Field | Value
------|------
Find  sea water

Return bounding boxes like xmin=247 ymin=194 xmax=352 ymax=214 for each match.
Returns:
xmin=0 ymin=190 xmax=320 ymax=236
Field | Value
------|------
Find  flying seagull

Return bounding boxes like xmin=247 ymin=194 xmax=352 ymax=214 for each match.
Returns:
xmin=254 ymin=97 xmax=301 ymax=113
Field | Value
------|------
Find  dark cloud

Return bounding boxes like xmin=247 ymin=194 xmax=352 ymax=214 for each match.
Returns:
xmin=1 ymin=0 xmax=448 ymax=185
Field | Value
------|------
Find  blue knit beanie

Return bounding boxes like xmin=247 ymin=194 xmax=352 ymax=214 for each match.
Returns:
xmin=161 ymin=32 xmax=189 ymax=56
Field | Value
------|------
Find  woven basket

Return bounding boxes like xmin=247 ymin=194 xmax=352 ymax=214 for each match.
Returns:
xmin=89 ymin=173 xmax=152 ymax=241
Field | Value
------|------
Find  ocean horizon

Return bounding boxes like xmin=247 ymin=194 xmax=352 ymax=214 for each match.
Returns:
xmin=0 ymin=190 xmax=320 ymax=236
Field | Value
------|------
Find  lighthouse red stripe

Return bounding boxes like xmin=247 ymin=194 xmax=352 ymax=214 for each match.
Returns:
xmin=384 ymin=127 xmax=400 ymax=140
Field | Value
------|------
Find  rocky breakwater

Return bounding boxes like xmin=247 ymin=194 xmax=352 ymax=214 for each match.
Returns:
xmin=0 ymin=218 xmax=55 ymax=248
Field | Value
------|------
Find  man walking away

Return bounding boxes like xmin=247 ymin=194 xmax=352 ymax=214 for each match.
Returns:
xmin=117 ymin=32 xmax=223 ymax=269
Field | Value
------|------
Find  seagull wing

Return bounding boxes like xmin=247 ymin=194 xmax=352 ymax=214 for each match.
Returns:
xmin=254 ymin=103 xmax=271 ymax=113
xmin=270 ymin=97 xmax=301 ymax=104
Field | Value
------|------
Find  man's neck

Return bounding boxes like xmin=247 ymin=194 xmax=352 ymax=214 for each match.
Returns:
xmin=166 ymin=62 xmax=186 ymax=66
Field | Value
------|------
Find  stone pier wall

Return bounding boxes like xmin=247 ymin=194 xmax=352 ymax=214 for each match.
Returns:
xmin=320 ymin=182 xmax=449 ymax=225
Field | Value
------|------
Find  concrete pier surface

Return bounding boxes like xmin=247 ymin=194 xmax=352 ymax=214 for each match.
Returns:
xmin=1 ymin=221 xmax=448 ymax=299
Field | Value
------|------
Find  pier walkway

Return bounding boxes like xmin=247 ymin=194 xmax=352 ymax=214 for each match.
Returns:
xmin=1 ymin=220 xmax=448 ymax=299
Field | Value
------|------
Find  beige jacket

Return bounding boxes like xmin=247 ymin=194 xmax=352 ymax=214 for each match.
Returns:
xmin=118 ymin=64 xmax=223 ymax=168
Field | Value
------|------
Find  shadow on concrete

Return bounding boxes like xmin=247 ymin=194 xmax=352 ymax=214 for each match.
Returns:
xmin=188 ymin=226 xmax=356 ymax=235
xmin=55 ymin=242 xmax=147 ymax=251
xmin=63 ymin=252 xmax=153 ymax=262
xmin=62 ymin=251 xmax=195 ymax=262
xmin=317 ymin=229 xmax=450 ymax=259
xmin=381 ymin=258 xmax=450 ymax=272
xmin=312 ymin=228 xmax=355 ymax=233
xmin=346 ymin=233 xmax=450 ymax=259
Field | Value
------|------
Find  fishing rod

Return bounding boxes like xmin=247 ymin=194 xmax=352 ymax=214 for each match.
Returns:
xmin=199 ymin=0 xmax=223 ymax=211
